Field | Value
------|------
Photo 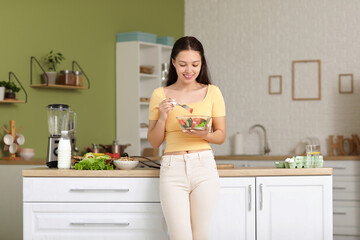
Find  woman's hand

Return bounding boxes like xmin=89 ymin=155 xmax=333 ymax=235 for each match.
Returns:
xmin=158 ymin=98 xmax=174 ymax=121
xmin=182 ymin=124 xmax=210 ymax=140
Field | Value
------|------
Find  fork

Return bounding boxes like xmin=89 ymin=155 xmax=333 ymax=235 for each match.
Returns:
xmin=170 ymin=100 xmax=193 ymax=113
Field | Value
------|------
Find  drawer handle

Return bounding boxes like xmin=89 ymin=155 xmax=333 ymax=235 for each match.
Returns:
xmin=333 ymin=187 xmax=347 ymax=190
xmin=333 ymin=212 xmax=347 ymax=215
xmin=70 ymin=188 xmax=130 ymax=192
xmin=70 ymin=222 xmax=130 ymax=226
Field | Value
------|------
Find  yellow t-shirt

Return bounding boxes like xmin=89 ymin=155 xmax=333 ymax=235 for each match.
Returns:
xmin=149 ymin=84 xmax=226 ymax=153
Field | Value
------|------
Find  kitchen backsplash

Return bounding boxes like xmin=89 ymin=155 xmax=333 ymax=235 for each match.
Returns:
xmin=185 ymin=0 xmax=360 ymax=156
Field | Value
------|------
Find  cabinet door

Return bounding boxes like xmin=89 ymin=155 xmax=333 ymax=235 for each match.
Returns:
xmin=23 ymin=203 xmax=168 ymax=240
xmin=256 ymin=176 xmax=333 ymax=240
xmin=209 ymin=177 xmax=255 ymax=240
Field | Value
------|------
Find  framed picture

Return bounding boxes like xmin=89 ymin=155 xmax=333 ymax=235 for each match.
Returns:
xmin=292 ymin=60 xmax=321 ymax=100
xmin=268 ymin=75 xmax=282 ymax=94
xmin=339 ymin=74 xmax=353 ymax=94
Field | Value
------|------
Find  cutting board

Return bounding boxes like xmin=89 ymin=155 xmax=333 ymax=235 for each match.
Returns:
xmin=216 ymin=164 xmax=234 ymax=169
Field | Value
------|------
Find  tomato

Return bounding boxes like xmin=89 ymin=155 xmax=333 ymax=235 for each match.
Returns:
xmin=179 ymin=119 xmax=186 ymax=126
xmin=193 ymin=118 xmax=201 ymax=124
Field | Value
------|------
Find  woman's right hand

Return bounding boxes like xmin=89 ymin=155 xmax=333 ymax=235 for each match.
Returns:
xmin=158 ymin=98 xmax=174 ymax=121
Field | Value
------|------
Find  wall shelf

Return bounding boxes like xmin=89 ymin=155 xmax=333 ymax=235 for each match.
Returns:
xmin=30 ymin=84 xmax=88 ymax=90
xmin=30 ymin=56 xmax=90 ymax=90
xmin=0 ymin=72 xmax=27 ymax=103
xmin=0 ymin=99 xmax=26 ymax=103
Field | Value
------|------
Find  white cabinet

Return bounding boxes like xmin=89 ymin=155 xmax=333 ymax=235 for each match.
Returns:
xmin=23 ymin=175 xmax=332 ymax=240
xmin=23 ymin=177 xmax=167 ymax=240
xmin=23 ymin=203 xmax=167 ymax=240
xmin=210 ymin=177 xmax=256 ymax=240
xmin=116 ymin=41 xmax=171 ymax=156
xmin=256 ymin=176 xmax=333 ymax=240
xmin=324 ymin=160 xmax=360 ymax=239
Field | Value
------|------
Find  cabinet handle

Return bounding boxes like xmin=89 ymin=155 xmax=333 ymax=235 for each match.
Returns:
xmin=69 ymin=188 xmax=130 ymax=192
xmin=333 ymin=186 xmax=347 ymax=190
xmin=259 ymin=184 xmax=263 ymax=210
xmin=248 ymin=185 xmax=252 ymax=211
xmin=70 ymin=222 xmax=130 ymax=226
xmin=333 ymin=212 xmax=347 ymax=215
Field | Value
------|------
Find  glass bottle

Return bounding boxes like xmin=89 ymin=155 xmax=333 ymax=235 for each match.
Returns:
xmin=58 ymin=130 xmax=72 ymax=169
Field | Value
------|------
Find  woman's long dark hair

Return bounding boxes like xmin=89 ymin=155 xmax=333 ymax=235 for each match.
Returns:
xmin=166 ymin=36 xmax=211 ymax=86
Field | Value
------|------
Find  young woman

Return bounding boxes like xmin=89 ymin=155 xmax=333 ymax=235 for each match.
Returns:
xmin=148 ymin=36 xmax=226 ymax=240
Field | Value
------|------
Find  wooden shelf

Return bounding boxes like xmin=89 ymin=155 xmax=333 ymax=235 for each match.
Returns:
xmin=0 ymin=99 xmax=26 ymax=103
xmin=30 ymin=84 xmax=88 ymax=89
xmin=140 ymin=73 xmax=159 ymax=79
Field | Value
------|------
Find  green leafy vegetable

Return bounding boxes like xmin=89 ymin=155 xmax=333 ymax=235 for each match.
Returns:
xmin=74 ymin=157 xmax=113 ymax=170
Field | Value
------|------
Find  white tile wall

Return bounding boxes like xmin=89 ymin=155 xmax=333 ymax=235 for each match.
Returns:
xmin=185 ymin=0 xmax=360 ymax=155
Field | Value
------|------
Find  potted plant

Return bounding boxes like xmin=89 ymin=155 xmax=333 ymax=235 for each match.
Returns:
xmin=1 ymin=81 xmax=21 ymax=99
xmin=42 ymin=50 xmax=65 ymax=84
xmin=0 ymin=81 xmax=6 ymax=100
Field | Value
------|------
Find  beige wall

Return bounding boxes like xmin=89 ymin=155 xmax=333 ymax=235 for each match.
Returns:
xmin=185 ymin=0 xmax=360 ymax=155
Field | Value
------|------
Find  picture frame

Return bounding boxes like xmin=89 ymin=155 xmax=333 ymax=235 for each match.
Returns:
xmin=339 ymin=73 xmax=353 ymax=94
xmin=268 ymin=75 xmax=282 ymax=94
xmin=292 ymin=60 xmax=321 ymax=100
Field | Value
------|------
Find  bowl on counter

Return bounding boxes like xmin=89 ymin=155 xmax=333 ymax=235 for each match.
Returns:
xmin=113 ymin=157 xmax=139 ymax=170
xmin=176 ymin=115 xmax=211 ymax=130
xmin=19 ymin=148 xmax=35 ymax=160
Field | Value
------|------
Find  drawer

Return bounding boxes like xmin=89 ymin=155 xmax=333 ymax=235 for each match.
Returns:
xmin=23 ymin=203 xmax=168 ymax=240
xmin=333 ymin=205 xmax=360 ymax=236
xmin=334 ymin=235 xmax=360 ymax=240
xmin=23 ymin=177 xmax=160 ymax=202
xmin=333 ymin=176 xmax=360 ymax=201
xmin=324 ymin=161 xmax=360 ymax=176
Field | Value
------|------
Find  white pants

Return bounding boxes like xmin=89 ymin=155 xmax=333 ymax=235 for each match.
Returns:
xmin=159 ymin=150 xmax=220 ymax=240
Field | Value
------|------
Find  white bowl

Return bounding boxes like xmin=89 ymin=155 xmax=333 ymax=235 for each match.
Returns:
xmin=113 ymin=160 xmax=139 ymax=170
xmin=19 ymin=152 xmax=35 ymax=160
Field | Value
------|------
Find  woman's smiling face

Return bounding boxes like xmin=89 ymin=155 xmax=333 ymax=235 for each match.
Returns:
xmin=172 ymin=50 xmax=202 ymax=84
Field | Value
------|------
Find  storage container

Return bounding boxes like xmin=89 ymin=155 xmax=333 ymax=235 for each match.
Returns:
xmin=156 ymin=36 xmax=174 ymax=46
xmin=58 ymin=70 xmax=75 ymax=85
xmin=116 ymin=32 xmax=157 ymax=43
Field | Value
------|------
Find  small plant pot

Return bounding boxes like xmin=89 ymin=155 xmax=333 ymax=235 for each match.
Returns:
xmin=42 ymin=72 xmax=57 ymax=84
xmin=5 ymin=92 xmax=16 ymax=99
xmin=0 ymin=86 xmax=5 ymax=100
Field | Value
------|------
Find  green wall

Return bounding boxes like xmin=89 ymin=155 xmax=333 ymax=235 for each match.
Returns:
xmin=0 ymin=0 xmax=184 ymax=158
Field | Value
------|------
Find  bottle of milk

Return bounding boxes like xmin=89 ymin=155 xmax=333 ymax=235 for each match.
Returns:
xmin=58 ymin=130 xmax=72 ymax=169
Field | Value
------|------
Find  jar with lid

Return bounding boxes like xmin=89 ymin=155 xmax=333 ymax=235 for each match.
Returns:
xmin=73 ymin=71 xmax=84 ymax=87
xmin=58 ymin=70 xmax=75 ymax=86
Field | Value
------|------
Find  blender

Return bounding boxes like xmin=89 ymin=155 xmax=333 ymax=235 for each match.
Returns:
xmin=46 ymin=104 xmax=77 ymax=168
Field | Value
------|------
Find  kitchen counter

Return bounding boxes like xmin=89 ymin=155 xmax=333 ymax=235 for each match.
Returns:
xmin=22 ymin=167 xmax=332 ymax=177
xmin=3 ymin=154 xmax=360 ymax=165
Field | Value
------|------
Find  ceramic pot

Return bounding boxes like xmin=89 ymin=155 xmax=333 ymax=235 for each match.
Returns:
xmin=0 ymin=86 xmax=4 ymax=100
xmin=5 ymin=92 xmax=15 ymax=99
xmin=42 ymin=72 xmax=57 ymax=84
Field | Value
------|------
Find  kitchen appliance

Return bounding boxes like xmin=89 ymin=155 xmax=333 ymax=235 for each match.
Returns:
xmin=46 ymin=104 xmax=77 ymax=168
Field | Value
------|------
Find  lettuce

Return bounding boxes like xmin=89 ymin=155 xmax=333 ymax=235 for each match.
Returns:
xmin=73 ymin=157 xmax=114 ymax=170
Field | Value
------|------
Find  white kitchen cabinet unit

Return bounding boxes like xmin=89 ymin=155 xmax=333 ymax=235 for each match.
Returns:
xmin=23 ymin=177 xmax=167 ymax=240
xmin=256 ymin=176 xmax=333 ymax=240
xmin=324 ymin=160 xmax=360 ymax=240
xmin=23 ymin=175 xmax=332 ymax=239
xmin=210 ymin=177 xmax=256 ymax=240
xmin=116 ymin=41 xmax=172 ymax=156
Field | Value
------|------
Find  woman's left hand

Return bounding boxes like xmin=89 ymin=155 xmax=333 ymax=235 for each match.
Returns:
xmin=182 ymin=124 xmax=210 ymax=140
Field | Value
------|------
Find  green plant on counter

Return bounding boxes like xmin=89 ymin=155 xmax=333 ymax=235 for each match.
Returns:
xmin=44 ymin=50 xmax=65 ymax=72
xmin=0 ymin=81 xmax=21 ymax=93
